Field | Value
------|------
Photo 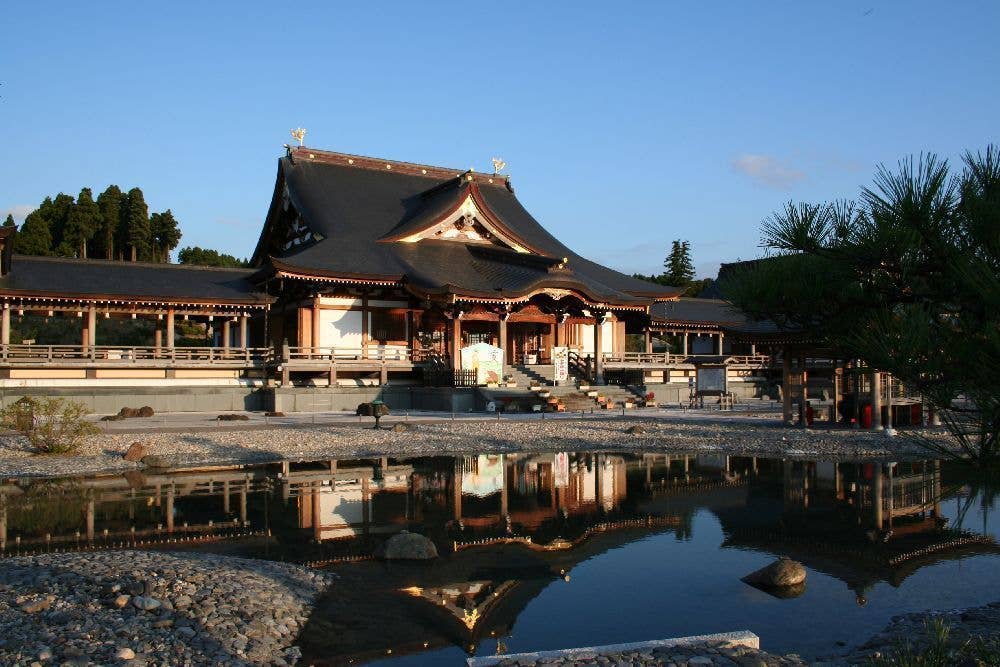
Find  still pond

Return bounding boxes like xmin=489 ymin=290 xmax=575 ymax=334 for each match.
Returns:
xmin=2 ymin=451 xmax=997 ymax=665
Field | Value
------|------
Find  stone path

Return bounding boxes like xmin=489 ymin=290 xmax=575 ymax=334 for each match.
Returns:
xmin=0 ymin=413 xmax=947 ymax=478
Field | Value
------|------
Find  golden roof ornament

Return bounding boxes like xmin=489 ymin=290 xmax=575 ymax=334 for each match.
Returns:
xmin=491 ymin=157 xmax=507 ymax=175
xmin=290 ymin=128 xmax=307 ymax=147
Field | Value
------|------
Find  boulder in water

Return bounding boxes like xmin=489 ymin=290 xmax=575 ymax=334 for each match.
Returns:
xmin=742 ymin=557 xmax=807 ymax=594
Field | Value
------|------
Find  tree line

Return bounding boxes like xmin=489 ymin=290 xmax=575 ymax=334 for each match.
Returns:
xmin=7 ymin=186 xmax=181 ymax=262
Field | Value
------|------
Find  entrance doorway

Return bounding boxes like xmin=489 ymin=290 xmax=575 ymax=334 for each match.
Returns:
xmin=508 ymin=322 xmax=552 ymax=364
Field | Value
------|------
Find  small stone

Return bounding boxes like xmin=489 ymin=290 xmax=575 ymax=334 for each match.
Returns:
xmin=116 ymin=647 xmax=136 ymax=660
xmin=113 ymin=594 xmax=131 ymax=609
xmin=152 ymin=619 xmax=174 ymax=629
xmin=38 ymin=648 xmax=53 ymax=661
xmin=131 ymin=596 xmax=161 ymax=611
xmin=689 ymin=658 xmax=714 ymax=666
xmin=20 ymin=595 xmax=55 ymax=614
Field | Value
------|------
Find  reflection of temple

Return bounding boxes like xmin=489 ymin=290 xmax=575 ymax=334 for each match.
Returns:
xmin=3 ymin=453 xmax=997 ymax=666
xmin=716 ymin=459 xmax=996 ymax=601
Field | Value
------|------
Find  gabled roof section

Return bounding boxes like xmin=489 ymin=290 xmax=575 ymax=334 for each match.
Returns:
xmin=252 ymin=147 xmax=682 ymax=307
xmin=379 ymin=177 xmax=546 ymax=255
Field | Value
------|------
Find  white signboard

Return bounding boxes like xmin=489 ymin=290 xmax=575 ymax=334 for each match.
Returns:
xmin=460 ymin=343 xmax=504 ymax=385
xmin=552 ymin=346 xmax=569 ymax=384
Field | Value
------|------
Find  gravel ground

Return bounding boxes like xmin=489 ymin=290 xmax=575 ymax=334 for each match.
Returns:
xmin=0 ymin=550 xmax=335 ymax=666
xmin=0 ymin=415 xmax=951 ymax=478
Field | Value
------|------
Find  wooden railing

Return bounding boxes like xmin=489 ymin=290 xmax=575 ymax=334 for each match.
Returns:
xmin=601 ymin=352 xmax=772 ymax=366
xmin=0 ymin=344 xmax=270 ymax=365
xmin=281 ymin=346 xmax=413 ymax=363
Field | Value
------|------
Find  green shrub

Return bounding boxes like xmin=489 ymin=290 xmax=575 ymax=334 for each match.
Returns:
xmin=1 ymin=397 xmax=99 ymax=454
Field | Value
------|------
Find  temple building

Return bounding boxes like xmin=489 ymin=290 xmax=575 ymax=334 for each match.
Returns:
xmin=251 ymin=146 xmax=681 ymax=387
xmin=0 ymin=146 xmax=683 ymax=411
xmin=0 ymin=146 xmax=916 ymax=427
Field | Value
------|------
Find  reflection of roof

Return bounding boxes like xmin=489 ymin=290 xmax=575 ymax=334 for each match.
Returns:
xmin=0 ymin=255 xmax=271 ymax=306
xmin=253 ymin=148 xmax=680 ymax=307
xmin=299 ymin=525 xmax=680 ymax=665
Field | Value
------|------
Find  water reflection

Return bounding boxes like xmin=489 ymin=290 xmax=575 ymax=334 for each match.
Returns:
xmin=1 ymin=453 xmax=997 ymax=664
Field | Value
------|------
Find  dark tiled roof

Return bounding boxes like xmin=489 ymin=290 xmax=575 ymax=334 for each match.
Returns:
xmin=253 ymin=148 xmax=680 ymax=306
xmin=651 ymin=297 xmax=793 ymax=339
xmin=0 ymin=255 xmax=271 ymax=306
xmin=650 ymin=298 xmax=747 ymax=326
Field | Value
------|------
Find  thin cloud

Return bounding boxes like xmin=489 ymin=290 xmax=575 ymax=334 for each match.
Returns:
xmin=1 ymin=204 xmax=35 ymax=222
xmin=731 ymin=154 xmax=806 ymax=189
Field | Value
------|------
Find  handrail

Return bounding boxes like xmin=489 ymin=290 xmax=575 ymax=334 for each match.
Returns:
xmin=0 ymin=344 xmax=270 ymax=365
xmin=282 ymin=346 xmax=412 ymax=362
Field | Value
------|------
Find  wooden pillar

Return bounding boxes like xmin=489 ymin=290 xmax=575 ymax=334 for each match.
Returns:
xmin=1 ymin=303 xmax=9 ymax=346
xmin=453 ymin=458 xmax=463 ymax=520
xmin=644 ymin=330 xmax=652 ymax=354
xmin=223 ymin=479 xmax=230 ymax=514
xmin=717 ymin=332 xmax=724 ymax=355
xmin=682 ymin=332 xmax=689 ymax=356
xmin=0 ymin=494 xmax=6 ymax=551
xmin=239 ymin=484 xmax=248 ymax=525
xmin=222 ymin=319 xmax=231 ymax=351
xmin=498 ymin=314 xmax=508 ymax=365
xmin=166 ymin=486 xmax=175 ymax=533
xmin=832 ymin=367 xmax=841 ymax=425
xmin=884 ymin=373 xmax=894 ymax=431
xmin=86 ymin=493 xmax=95 ymax=542
xmin=500 ymin=456 xmax=509 ymax=517
xmin=312 ymin=484 xmax=323 ymax=541
xmin=312 ymin=298 xmax=321 ymax=352
xmin=166 ymin=308 xmax=175 ymax=349
xmin=782 ymin=346 xmax=793 ymax=425
xmin=870 ymin=369 xmax=883 ymax=430
xmin=799 ymin=354 xmax=808 ymax=428
xmin=239 ymin=315 xmax=249 ymax=348
xmin=154 ymin=328 xmax=162 ymax=350
xmin=361 ymin=294 xmax=369 ymax=360
xmin=872 ymin=465 xmax=884 ymax=529
xmin=450 ymin=317 xmax=462 ymax=371
xmin=594 ymin=315 xmax=605 ymax=385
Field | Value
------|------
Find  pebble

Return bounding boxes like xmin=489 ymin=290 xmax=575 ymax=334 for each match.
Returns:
xmin=0 ymin=550 xmax=335 ymax=666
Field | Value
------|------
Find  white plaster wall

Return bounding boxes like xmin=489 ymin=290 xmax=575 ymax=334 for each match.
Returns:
xmin=319 ymin=309 xmax=363 ymax=350
xmin=578 ymin=321 xmax=614 ymax=355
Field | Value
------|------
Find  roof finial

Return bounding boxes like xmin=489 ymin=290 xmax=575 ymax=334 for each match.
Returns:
xmin=290 ymin=128 xmax=307 ymax=147
xmin=491 ymin=157 xmax=506 ymax=176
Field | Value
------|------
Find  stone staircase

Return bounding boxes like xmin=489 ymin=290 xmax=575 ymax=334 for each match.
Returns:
xmin=503 ymin=364 xmax=555 ymax=387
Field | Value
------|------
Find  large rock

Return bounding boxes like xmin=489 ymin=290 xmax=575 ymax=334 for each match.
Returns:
xmin=123 ymin=442 xmax=146 ymax=462
xmin=141 ymin=454 xmax=173 ymax=469
xmin=742 ymin=557 xmax=807 ymax=591
xmin=376 ymin=531 xmax=438 ymax=560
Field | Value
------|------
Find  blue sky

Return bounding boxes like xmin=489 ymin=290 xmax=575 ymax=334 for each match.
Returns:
xmin=2 ymin=1 xmax=997 ymax=277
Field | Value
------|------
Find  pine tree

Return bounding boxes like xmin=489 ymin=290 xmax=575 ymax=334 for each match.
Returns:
xmin=95 ymin=185 xmax=124 ymax=260
xmin=664 ymin=239 xmax=695 ymax=286
xmin=13 ymin=211 xmax=52 ymax=255
xmin=123 ymin=187 xmax=150 ymax=261
xmin=40 ymin=193 xmax=75 ymax=255
xmin=63 ymin=188 xmax=102 ymax=258
xmin=150 ymin=209 xmax=182 ymax=262
xmin=3 ymin=215 xmax=15 ymax=228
